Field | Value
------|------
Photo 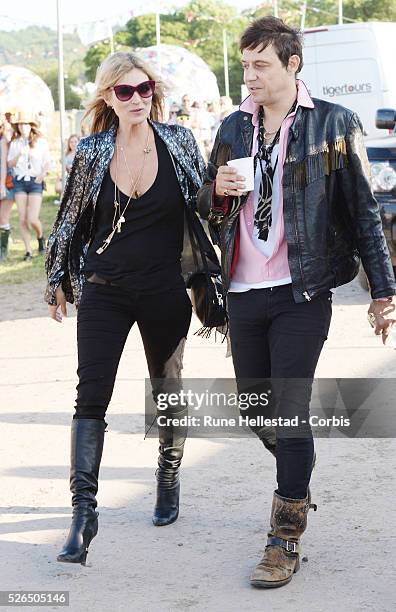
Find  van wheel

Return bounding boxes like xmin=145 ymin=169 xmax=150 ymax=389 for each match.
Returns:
xmin=357 ymin=264 xmax=370 ymax=291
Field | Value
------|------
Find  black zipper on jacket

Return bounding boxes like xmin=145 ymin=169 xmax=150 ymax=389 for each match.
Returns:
xmin=291 ymin=193 xmax=311 ymax=301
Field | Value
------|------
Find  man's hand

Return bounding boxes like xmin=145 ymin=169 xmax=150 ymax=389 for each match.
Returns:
xmin=367 ymin=298 xmax=396 ymax=345
xmin=48 ymin=285 xmax=67 ymax=323
xmin=215 ymin=166 xmax=247 ymax=197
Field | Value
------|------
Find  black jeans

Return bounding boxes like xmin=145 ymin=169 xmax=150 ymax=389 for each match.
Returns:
xmin=75 ymin=280 xmax=192 ymax=421
xmin=227 ymin=284 xmax=332 ymax=499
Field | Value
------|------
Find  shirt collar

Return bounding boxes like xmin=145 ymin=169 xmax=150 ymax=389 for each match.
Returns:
xmin=239 ymin=79 xmax=314 ymax=126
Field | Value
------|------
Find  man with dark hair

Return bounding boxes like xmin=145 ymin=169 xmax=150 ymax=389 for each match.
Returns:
xmin=197 ymin=16 xmax=396 ymax=588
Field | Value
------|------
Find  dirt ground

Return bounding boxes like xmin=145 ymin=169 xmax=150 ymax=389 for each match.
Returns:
xmin=0 ymin=277 xmax=395 ymax=612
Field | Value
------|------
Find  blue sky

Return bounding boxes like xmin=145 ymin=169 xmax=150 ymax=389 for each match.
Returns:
xmin=0 ymin=0 xmax=263 ymax=31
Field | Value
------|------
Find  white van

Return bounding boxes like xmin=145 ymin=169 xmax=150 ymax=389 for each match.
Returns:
xmin=299 ymin=22 xmax=396 ymax=137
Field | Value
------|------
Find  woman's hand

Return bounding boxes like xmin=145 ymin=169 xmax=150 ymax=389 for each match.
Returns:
xmin=215 ymin=166 xmax=246 ymax=197
xmin=48 ymin=285 xmax=67 ymax=323
xmin=35 ymin=174 xmax=44 ymax=184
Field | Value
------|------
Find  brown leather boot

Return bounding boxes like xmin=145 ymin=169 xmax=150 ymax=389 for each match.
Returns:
xmin=250 ymin=490 xmax=317 ymax=588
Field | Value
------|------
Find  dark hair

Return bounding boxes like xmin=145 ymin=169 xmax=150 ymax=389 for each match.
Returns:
xmin=240 ymin=16 xmax=303 ymax=73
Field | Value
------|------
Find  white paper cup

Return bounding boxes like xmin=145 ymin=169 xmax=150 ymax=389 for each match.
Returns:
xmin=227 ymin=156 xmax=255 ymax=192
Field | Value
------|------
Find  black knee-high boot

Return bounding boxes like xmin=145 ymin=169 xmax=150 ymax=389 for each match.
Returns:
xmin=152 ymin=405 xmax=187 ymax=527
xmin=57 ymin=418 xmax=106 ymax=564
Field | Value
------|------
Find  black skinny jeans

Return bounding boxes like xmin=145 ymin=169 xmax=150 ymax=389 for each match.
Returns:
xmin=74 ymin=280 xmax=192 ymax=424
xmin=227 ymin=284 xmax=332 ymax=499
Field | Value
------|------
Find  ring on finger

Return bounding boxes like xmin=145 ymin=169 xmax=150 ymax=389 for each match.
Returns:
xmin=223 ymin=189 xmax=229 ymax=196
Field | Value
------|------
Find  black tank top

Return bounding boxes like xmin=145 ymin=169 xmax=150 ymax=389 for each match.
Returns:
xmin=84 ymin=130 xmax=185 ymax=294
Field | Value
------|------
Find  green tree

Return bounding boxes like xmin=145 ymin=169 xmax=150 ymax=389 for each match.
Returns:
xmin=248 ymin=0 xmax=396 ymax=28
xmin=0 ymin=25 xmax=85 ymax=78
xmin=83 ymin=15 xmax=188 ymax=82
xmin=179 ymin=0 xmax=247 ymax=100
xmin=82 ymin=0 xmax=396 ymax=103
xmin=83 ymin=1 xmax=247 ymax=100
xmin=344 ymin=0 xmax=396 ymax=21
xmin=37 ymin=68 xmax=82 ymax=110
xmin=83 ymin=42 xmax=111 ymax=82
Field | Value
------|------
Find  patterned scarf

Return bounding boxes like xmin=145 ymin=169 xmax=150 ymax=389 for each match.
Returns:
xmin=254 ymin=100 xmax=297 ymax=241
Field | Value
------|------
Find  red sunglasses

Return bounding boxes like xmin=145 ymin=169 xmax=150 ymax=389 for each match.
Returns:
xmin=113 ymin=80 xmax=156 ymax=101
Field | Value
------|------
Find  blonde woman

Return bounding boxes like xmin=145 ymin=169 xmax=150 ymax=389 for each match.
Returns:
xmin=45 ymin=52 xmax=220 ymax=564
xmin=64 ymin=134 xmax=79 ymax=174
xmin=8 ymin=113 xmax=51 ymax=260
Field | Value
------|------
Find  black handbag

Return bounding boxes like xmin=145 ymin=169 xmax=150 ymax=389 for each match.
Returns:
xmin=188 ymin=270 xmax=227 ymax=334
xmin=186 ymin=218 xmax=228 ymax=337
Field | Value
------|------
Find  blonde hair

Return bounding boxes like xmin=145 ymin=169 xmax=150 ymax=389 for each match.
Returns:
xmin=11 ymin=123 xmax=42 ymax=147
xmin=83 ymin=52 xmax=165 ymax=134
xmin=65 ymin=133 xmax=79 ymax=155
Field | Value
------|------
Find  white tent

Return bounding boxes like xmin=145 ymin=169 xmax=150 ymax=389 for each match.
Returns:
xmin=0 ymin=65 xmax=55 ymax=118
xmin=136 ymin=44 xmax=220 ymax=104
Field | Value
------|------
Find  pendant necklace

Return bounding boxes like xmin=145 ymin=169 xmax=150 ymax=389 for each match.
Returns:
xmin=96 ymin=126 xmax=152 ymax=255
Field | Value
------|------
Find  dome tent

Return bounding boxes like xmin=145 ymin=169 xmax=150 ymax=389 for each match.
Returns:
xmin=0 ymin=65 xmax=55 ymax=118
xmin=135 ymin=44 xmax=220 ymax=104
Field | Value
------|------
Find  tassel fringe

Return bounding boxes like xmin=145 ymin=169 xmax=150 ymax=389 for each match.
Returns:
xmin=193 ymin=320 xmax=229 ymax=341
xmin=290 ymin=139 xmax=348 ymax=192
xmin=194 ymin=326 xmax=214 ymax=339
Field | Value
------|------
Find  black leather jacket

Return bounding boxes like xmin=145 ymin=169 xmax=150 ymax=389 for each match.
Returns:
xmin=197 ymin=98 xmax=396 ymax=302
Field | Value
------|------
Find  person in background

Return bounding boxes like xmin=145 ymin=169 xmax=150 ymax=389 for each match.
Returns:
xmin=3 ymin=113 xmax=14 ymax=142
xmin=176 ymin=112 xmax=191 ymax=129
xmin=65 ymin=134 xmax=80 ymax=174
xmin=167 ymin=102 xmax=180 ymax=125
xmin=8 ymin=112 xmax=51 ymax=261
xmin=206 ymin=101 xmax=221 ymax=144
xmin=54 ymin=135 xmax=80 ymax=206
xmin=189 ymin=101 xmax=202 ymax=146
xmin=219 ymin=95 xmax=234 ymax=120
xmin=0 ymin=115 xmax=14 ymax=261
xmin=177 ymin=94 xmax=192 ymax=120
xmin=199 ymin=102 xmax=216 ymax=161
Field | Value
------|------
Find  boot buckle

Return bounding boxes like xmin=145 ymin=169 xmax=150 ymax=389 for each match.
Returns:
xmin=285 ymin=540 xmax=297 ymax=553
xmin=267 ymin=536 xmax=298 ymax=554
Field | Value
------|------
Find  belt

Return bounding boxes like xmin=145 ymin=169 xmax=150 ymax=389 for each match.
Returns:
xmin=86 ymin=272 xmax=119 ymax=286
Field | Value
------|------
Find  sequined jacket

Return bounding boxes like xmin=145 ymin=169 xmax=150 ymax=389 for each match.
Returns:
xmin=197 ymin=99 xmax=396 ymax=302
xmin=45 ymin=121 xmax=220 ymax=306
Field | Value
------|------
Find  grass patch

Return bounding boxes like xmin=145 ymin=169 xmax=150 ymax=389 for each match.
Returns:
xmin=0 ymin=194 xmax=60 ymax=285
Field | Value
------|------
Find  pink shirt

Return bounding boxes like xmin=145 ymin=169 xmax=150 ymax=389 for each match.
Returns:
xmin=230 ymin=80 xmax=314 ymax=289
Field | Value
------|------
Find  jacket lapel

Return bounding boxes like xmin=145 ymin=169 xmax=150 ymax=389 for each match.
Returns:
xmin=239 ymin=113 xmax=254 ymax=157
xmin=85 ymin=127 xmax=116 ymax=211
xmin=151 ymin=121 xmax=203 ymax=190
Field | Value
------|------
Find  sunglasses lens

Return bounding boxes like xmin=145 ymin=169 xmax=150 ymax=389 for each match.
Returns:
xmin=137 ymin=81 xmax=155 ymax=98
xmin=114 ymin=85 xmax=133 ymax=101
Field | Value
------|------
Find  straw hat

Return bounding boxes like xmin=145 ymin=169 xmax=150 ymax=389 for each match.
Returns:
xmin=11 ymin=111 xmax=40 ymax=128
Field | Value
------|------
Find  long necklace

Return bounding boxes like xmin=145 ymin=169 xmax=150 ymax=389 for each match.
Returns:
xmin=118 ymin=138 xmax=152 ymax=199
xmin=96 ymin=126 xmax=152 ymax=255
